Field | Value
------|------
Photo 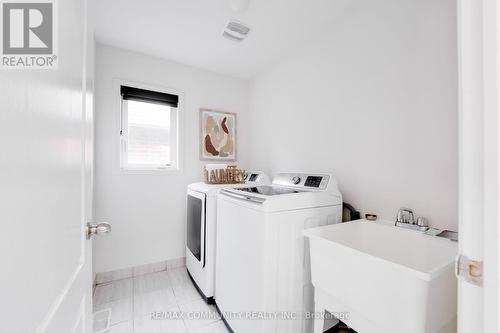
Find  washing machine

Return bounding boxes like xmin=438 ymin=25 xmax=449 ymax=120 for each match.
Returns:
xmin=186 ymin=171 xmax=270 ymax=303
xmin=215 ymin=173 xmax=342 ymax=333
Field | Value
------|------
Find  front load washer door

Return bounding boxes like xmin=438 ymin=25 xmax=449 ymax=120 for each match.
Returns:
xmin=186 ymin=189 xmax=206 ymax=267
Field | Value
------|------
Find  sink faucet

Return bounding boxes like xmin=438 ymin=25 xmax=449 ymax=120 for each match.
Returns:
xmin=395 ymin=207 xmax=429 ymax=232
xmin=396 ymin=207 xmax=415 ymax=225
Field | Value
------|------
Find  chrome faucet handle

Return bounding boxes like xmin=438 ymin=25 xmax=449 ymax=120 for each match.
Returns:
xmin=396 ymin=210 xmax=403 ymax=223
xmin=408 ymin=210 xmax=415 ymax=224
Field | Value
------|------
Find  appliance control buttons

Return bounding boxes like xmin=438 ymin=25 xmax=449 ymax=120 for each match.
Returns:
xmin=248 ymin=174 xmax=259 ymax=182
xmin=305 ymin=176 xmax=323 ymax=188
xmin=291 ymin=176 xmax=301 ymax=185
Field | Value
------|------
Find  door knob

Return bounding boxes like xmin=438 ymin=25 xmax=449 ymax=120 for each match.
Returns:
xmin=86 ymin=222 xmax=112 ymax=239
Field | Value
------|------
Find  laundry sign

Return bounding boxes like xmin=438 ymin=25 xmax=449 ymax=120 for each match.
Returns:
xmin=1 ymin=0 xmax=58 ymax=69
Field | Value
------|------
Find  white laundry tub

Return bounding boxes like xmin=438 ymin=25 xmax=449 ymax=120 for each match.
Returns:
xmin=304 ymin=220 xmax=457 ymax=333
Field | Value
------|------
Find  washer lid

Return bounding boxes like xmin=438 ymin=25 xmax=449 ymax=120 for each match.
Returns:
xmin=236 ymin=185 xmax=307 ymax=196
xmin=220 ymin=186 xmax=342 ymax=212
xmin=219 ymin=173 xmax=342 ymax=211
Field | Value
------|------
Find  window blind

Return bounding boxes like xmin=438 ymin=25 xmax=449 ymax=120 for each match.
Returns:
xmin=120 ymin=85 xmax=179 ymax=108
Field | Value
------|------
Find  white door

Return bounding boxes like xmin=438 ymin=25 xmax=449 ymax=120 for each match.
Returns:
xmin=0 ymin=0 xmax=99 ymax=332
xmin=457 ymin=0 xmax=499 ymax=332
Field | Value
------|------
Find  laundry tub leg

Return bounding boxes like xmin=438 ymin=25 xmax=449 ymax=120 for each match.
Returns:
xmin=314 ymin=303 xmax=326 ymax=333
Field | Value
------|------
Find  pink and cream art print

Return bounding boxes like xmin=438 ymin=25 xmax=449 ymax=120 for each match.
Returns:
xmin=199 ymin=109 xmax=237 ymax=161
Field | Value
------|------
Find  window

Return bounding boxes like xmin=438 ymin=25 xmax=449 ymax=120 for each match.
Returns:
xmin=120 ymin=85 xmax=180 ymax=171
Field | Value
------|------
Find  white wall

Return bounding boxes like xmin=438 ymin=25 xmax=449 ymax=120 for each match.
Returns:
xmin=93 ymin=44 xmax=250 ymax=273
xmin=248 ymin=0 xmax=458 ymax=230
xmin=94 ymin=0 xmax=459 ymax=272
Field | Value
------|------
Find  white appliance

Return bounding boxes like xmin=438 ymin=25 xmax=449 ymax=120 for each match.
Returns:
xmin=215 ymin=173 xmax=342 ymax=333
xmin=304 ymin=220 xmax=457 ymax=333
xmin=186 ymin=171 xmax=270 ymax=303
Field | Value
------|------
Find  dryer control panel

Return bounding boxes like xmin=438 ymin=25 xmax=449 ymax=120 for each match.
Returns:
xmin=242 ymin=171 xmax=271 ymax=184
xmin=244 ymin=173 xmax=260 ymax=182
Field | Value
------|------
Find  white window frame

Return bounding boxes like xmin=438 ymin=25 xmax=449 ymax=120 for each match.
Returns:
xmin=114 ymin=79 xmax=184 ymax=175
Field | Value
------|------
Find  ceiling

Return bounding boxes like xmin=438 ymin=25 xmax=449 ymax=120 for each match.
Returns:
xmin=91 ymin=0 xmax=356 ymax=79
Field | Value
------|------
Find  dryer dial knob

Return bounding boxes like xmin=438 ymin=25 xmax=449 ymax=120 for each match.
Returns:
xmin=291 ymin=176 xmax=301 ymax=185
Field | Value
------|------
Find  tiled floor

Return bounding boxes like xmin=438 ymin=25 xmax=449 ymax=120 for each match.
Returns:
xmin=93 ymin=268 xmax=229 ymax=333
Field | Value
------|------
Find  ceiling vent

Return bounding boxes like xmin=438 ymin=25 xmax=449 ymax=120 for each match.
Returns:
xmin=223 ymin=20 xmax=250 ymax=42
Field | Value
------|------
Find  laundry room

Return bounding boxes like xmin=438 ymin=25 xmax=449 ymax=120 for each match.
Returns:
xmin=2 ymin=0 xmax=498 ymax=333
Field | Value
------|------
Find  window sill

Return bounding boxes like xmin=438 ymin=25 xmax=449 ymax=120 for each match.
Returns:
xmin=118 ymin=167 xmax=182 ymax=175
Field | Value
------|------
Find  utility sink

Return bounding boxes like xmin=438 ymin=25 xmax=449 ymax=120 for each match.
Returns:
xmin=304 ymin=220 xmax=458 ymax=333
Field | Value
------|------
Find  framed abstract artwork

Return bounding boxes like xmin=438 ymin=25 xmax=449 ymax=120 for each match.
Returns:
xmin=199 ymin=108 xmax=237 ymax=161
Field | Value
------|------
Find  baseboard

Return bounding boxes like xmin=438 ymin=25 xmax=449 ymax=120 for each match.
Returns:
xmin=94 ymin=257 xmax=186 ymax=286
